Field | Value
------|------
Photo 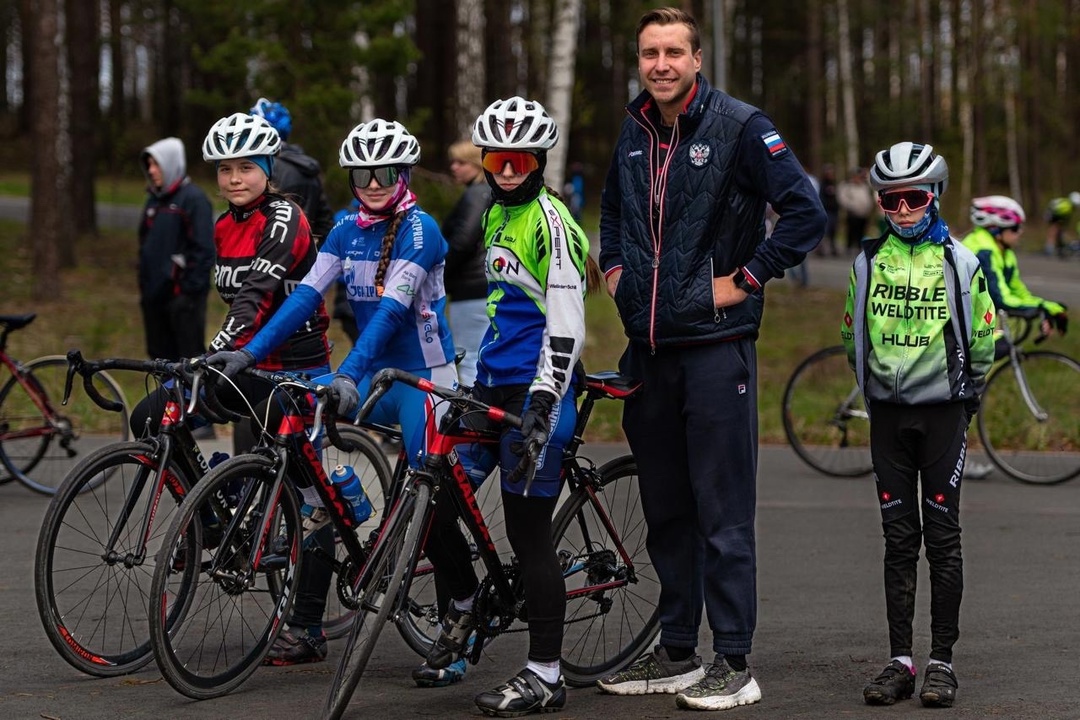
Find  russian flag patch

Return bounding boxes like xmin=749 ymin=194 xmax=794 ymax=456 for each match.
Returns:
xmin=761 ymin=130 xmax=788 ymax=158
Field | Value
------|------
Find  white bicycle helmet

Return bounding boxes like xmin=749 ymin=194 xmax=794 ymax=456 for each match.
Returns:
xmin=202 ymin=113 xmax=281 ymax=162
xmin=970 ymin=195 xmax=1026 ymax=228
xmin=1070 ymin=191 xmax=1080 ymax=206
xmin=338 ymin=119 xmax=420 ymax=168
xmin=869 ymin=141 xmax=948 ymax=196
xmin=472 ymin=97 xmax=559 ymax=151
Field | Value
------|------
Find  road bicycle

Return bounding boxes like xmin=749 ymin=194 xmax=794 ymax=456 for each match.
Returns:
xmin=35 ymin=351 xmax=390 ymax=679
xmin=0 ymin=314 xmax=129 ymax=494
xmin=323 ymin=367 xmax=657 ymax=720
xmin=975 ymin=311 xmax=1080 ymax=484
xmin=782 ymin=313 xmax=1080 ymax=484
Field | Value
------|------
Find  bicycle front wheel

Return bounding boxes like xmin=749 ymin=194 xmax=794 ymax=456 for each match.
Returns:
xmin=781 ymin=345 xmax=872 ymax=477
xmin=34 ymin=441 xmax=194 ymax=677
xmin=394 ymin=471 xmax=507 ymax=656
xmin=977 ymin=351 xmax=1080 ymax=484
xmin=324 ymin=481 xmax=430 ymax=720
xmin=554 ymin=455 xmax=660 ymax=687
xmin=321 ymin=425 xmax=393 ymax=640
xmin=0 ymin=356 xmax=129 ymax=494
xmin=149 ymin=454 xmax=302 ymax=699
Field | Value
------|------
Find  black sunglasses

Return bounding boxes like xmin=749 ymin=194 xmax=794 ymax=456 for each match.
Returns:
xmin=350 ymin=166 xmax=402 ymax=189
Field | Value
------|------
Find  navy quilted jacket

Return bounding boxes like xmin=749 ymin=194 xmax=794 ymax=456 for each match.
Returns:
xmin=599 ymin=74 xmax=825 ymax=348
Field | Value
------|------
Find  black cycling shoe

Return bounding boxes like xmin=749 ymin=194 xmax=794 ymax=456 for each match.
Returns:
xmin=920 ymin=663 xmax=958 ymax=707
xmin=474 ymin=667 xmax=566 ymax=717
xmin=426 ymin=604 xmax=476 ymax=670
xmin=863 ymin=660 xmax=916 ymax=705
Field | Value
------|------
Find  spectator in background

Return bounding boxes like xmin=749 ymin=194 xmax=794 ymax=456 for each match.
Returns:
xmin=250 ymin=98 xmax=335 ymax=247
xmin=818 ymin=163 xmax=840 ymax=256
xmin=838 ymin=166 xmax=875 ymax=253
xmin=137 ymin=137 xmax=215 ymax=364
xmin=441 ymin=140 xmax=491 ymax=387
xmin=564 ymin=161 xmax=586 ymax=223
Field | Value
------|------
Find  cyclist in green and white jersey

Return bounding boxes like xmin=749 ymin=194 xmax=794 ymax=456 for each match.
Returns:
xmin=841 ymin=142 xmax=995 ymax=710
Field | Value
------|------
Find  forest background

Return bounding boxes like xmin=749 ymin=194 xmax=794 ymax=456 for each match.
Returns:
xmin=8 ymin=0 xmax=1080 ymax=298
xmin=2 ymin=0 xmax=1078 ymax=443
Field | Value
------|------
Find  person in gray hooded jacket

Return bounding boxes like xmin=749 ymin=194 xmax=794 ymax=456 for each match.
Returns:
xmin=137 ymin=137 xmax=215 ymax=361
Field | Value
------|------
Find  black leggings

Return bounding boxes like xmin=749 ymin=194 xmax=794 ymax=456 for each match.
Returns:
xmin=129 ymin=376 xmax=292 ymax=455
xmin=869 ymin=400 xmax=967 ymax=664
xmin=424 ymin=487 xmax=564 ymax=663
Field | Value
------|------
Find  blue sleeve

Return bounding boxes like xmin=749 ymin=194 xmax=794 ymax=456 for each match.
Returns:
xmin=735 ymin=115 xmax=827 ymax=285
xmin=337 ymin=211 xmax=447 ymax=381
xmin=241 ymin=284 xmax=324 ymax=362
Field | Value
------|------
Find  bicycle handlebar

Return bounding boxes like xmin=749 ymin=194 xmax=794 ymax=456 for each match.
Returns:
xmin=64 ymin=349 xmax=190 ymax=413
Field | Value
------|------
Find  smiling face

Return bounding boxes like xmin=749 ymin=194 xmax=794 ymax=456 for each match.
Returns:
xmin=637 ymin=21 xmax=702 ymax=124
xmin=216 ymin=158 xmax=267 ymax=207
xmin=354 ymin=174 xmax=399 ymax=212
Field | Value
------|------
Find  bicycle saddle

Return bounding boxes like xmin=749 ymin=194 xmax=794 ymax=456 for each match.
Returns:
xmin=0 ymin=313 xmax=36 ymax=330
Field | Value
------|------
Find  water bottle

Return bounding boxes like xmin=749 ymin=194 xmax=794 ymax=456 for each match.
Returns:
xmin=209 ymin=451 xmax=230 ymax=468
xmin=332 ymin=464 xmax=373 ymax=524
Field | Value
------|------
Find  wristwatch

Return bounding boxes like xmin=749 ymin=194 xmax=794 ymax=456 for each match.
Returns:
xmin=732 ymin=269 xmax=755 ymax=293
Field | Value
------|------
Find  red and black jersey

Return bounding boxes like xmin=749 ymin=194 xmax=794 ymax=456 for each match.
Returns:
xmin=209 ymin=192 xmax=330 ymax=370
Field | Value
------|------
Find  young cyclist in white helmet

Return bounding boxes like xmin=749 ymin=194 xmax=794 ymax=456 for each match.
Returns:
xmin=208 ymin=118 xmax=459 ymax=668
xmin=842 ymin=141 xmax=996 ymax=709
xmin=129 ymin=113 xmax=331 ymax=449
xmin=421 ymin=96 xmax=600 ymax=717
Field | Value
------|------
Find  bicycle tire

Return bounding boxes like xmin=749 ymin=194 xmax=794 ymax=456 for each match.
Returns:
xmin=34 ymin=440 xmax=195 ymax=677
xmin=553 ymin=455 xmax=661 ymax=687
xmin=149 ymin=453 xmax=303 ymax=699
xmin=393 ymin=472 xmax=507 ymax=657
xmin=0 ymin=356 xmax=129 ymax=494
xmin=321 ymin=425 xmax=394 ymax=640
xmin=781 ymin=345 xmax=873 ymax=478
xmin=324 ymin=481 xmax=431 ymax=720
xmin=977 ymin=351 xmax=1080 ymax=485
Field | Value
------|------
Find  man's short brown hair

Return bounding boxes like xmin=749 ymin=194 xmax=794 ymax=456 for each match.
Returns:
xmin=636 ymin=7 xmax=700 ymax=54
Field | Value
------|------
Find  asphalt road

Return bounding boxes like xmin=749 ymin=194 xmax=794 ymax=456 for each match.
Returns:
xmin=2 ymin=443 xmax=1078 ymax=719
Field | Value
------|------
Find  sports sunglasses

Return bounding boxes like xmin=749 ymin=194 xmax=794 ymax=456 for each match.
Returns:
xmin=878 ymin=188 xmax=934 ymax=213
xmin=481 ymin=151 xmax=540 ymax=175
xmin=350 ymin=166 xmax=402 ymax=189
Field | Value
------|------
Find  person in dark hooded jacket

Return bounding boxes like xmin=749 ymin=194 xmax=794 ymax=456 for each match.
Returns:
xmin=137 ymin=137 xmax=215 ymax=361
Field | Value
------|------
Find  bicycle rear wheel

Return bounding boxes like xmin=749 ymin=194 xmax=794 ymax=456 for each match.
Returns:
xmin=782 ymin=345 xmax=872 ymax=477
xmin=0 ymin=356 xmax=129 ymax=494
xmin=977 ymin=351 xmax=1080 ymax=484
xmin=34 ymin=440 xmax=194 ymax=676
xmin=554 ymin=455 xmax=660 ymax=686
xmin=321 ymin=425 xmax=394 ymax=640
xmin=149 ymin=454 xmax=302 ymax=699
xmin=324 ymin=481 xmax=430 ymax=720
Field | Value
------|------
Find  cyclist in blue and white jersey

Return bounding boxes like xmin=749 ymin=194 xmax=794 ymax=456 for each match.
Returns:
xmin=208 ymin=119 xmax=457 ymax=667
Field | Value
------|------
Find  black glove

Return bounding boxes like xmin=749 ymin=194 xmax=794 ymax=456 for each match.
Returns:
xmin=206 ymin=348 xmax=256 ymax=379
xmin=963 ymin=396 xmax=980 ymax=424
xmin=513 ymin=391 xmax=557 ymax=456
xmin=1049 ymin=312 xmax=1068 ymax=336
xmin=329 ymin=374 xmax=360 ymax=418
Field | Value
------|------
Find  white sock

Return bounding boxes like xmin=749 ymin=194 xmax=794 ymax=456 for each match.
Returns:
xmin=452 ymin=596 xmax=474 ymax=613
xmin=526 ymin=660 xmax=561 ymax=684
xmin=891 ymin=655 xmax=915 ymax=672
xmin=300 ymin=486 xmax=322 ymax=508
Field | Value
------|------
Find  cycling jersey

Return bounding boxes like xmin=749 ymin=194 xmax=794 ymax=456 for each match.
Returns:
xmin=209 ymin=192 xmax=330 ymax=371
xmin=961 ymin=227 xmax=1066 ymax=317
xmin=1045 ymin=197 xmax=1074 ymax=222
xmin=242 ymin=205 xmax=455 ymax=381
xmin=842 ymin=233 xmax=995 ymax=406
xmin=475 ymin=190 xmax=589 ymax=400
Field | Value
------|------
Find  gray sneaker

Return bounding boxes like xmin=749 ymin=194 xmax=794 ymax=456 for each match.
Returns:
xmin=597 ymin=645 xmax=705 ymax=696
xmin=675 ymin=657 xmax=762 ymax=711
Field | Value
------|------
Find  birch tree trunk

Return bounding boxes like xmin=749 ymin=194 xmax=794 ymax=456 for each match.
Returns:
xmin=545 ymin=0 xmax=581 ymax=191
xmin=456 ymin=0 xmax=486 ymax=138
xmin=836 ymin=0 xmax=859 ymax=171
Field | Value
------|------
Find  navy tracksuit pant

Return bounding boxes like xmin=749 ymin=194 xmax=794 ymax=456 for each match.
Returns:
xmin=620 ymin=338 xmax=758 ymax=658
